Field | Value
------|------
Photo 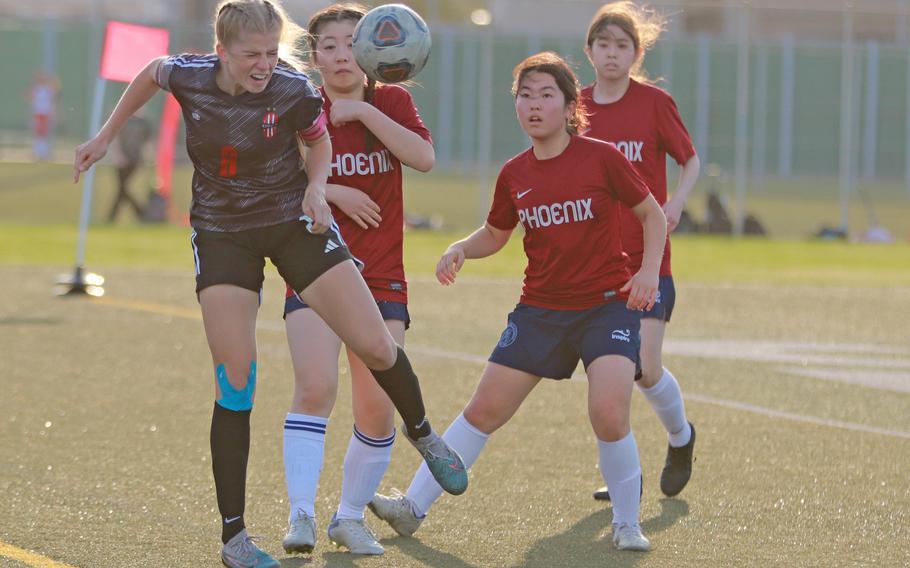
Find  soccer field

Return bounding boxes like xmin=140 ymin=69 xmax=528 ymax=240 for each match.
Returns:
xmin=1 ymin=213 xmax=909 ymax=567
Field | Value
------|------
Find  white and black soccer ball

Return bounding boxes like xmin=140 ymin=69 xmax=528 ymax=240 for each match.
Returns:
xmin=352 ymin=3 xmax=431 ymax=83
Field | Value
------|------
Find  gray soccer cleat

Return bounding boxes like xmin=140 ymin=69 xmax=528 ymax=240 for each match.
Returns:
xmin=282 ymin=509 xmax=316 ymax=554
xmin=327 ymin=514 xmax=385 ymax=555
xmin=403 ymin=426 xmax=468 ymax=495
xmin=612 ymin=523 xmax=651 ymax=552
xmin=367 ymin=490 xmax=424 ymax=537
xmin=220 ymin=529 xmax=280 ymax=568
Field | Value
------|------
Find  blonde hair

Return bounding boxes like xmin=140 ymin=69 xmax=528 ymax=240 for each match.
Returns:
xmin=214 ymin=0 xmax=307 ymax=71
xmin=586 ymin=1 xmax=666 ymax=82
xmin=512 ymin=52 xmax=589 ymax=135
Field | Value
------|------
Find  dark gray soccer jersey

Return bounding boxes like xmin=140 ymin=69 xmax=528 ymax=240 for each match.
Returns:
xmin=156 ymin=54 xmax=325 ymax=231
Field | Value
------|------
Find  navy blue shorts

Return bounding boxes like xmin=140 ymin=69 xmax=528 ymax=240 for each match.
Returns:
xmin=640 ymin=275 xmax=676 ymax=322
xmin=488 ymin=302 xmax=641 ymax=380
xmin=284 ymin=294 xmax=410 ymax=329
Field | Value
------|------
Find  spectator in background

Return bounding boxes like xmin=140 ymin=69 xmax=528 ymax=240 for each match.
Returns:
xmin=28 ymin=71 xmax=60 ymax=161
xmin=108 ymin=114 xmax=152 ymax=222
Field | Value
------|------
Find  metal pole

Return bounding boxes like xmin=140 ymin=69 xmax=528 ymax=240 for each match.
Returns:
xmin=862 ymin=40 xmax=879 ymax=180
xmin=458 ymin=37 xmax=477 ymax=172
xmin=695 ymin=33 xmax=711 ymax=164
xmin=778 ymin=35 xmax=795 ymax=178
xmin=838 ymin=7 xmax=855 ymax=231
xmin=75 ymin=76 xmax=107 ymax=269
xmin=906 ymin=36 xmax=910 ymax=194
xmin=42 ymin=17 xmax=58 ymax=74
xmin=436 ymin=27 xmax=455 ymax=169
xmin=476 ymin=21 xmax=495 ymax=224
xmin=752 ymin=43 xmax=768 ymax=188
xmin=733 ymin=4 xmax=750 ymax=236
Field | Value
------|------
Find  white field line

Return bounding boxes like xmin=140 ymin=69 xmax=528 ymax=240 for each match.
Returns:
xmin=96 ymin=297 xmax=910 ymax=441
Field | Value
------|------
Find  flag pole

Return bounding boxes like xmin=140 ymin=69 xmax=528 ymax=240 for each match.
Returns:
xmin=57 ymin=75 xmax=107 ymax=296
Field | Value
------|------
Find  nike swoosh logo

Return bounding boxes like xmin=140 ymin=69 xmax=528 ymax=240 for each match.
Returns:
xmin=224 ymin=516 xmax=242 ymax=524
xmin=517 ymin=189 xmax=533 ymax=199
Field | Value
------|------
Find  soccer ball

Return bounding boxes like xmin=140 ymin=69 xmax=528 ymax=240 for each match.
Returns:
xmin=352 ymin=4 xmax=431 ymax=83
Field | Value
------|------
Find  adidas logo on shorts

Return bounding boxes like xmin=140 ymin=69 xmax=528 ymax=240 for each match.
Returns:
xmin=324 ymin=239 xmax=340 ymax=254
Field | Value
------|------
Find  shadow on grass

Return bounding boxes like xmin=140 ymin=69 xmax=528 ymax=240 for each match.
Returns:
xmin=376 ymin=535 xmax=481 ymax=568
xmin=279 ymin=556 xmax=314 ymax=567
xmin=511 ymin=498 xmax=690 ymax=568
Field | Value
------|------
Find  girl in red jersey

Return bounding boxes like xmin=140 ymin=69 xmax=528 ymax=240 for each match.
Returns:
xmin=369 ymin=52 xmax=667 ymax=552
xmin=278 ymin=4 xmax=441 ymax=557
xmin=582 ymin=1 xmax=701 ymax=502
xmin=72 ymin=1 xmax=464 ymax=565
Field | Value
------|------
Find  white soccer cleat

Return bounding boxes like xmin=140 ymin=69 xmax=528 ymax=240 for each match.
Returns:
xmin=612 ymin=523 xmax=651 ymax=552
xmin=327 ymin=514 xmax=385 ymax=555
xmin=367 ymin=490 xmax=424 ymax=537
xmin=282 ymin=509 xmax=316 ymax=554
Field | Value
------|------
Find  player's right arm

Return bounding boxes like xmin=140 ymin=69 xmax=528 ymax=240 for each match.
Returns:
xmin=74 ymin=57 xmax=165 ymax=182
xmin=436 ymin=223 xmax=512 ymax=286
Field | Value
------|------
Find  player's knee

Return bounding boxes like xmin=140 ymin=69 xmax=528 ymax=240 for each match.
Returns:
xmin=356 ymin=335 xmax=398 ymax=370
xmin=291 ymin=375 xmax=338 ymax=414
xmin=216 ymin=360 xmax=257 ymax=411
xmin=462 ymin=402 xmax=502 ymax=435
xmin=354 ymin=401 xmax=395 ymax=435
xmin=589 ymin=402 xmax=630 ymax=440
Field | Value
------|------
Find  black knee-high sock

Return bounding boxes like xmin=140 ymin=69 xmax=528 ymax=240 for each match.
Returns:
xmin=211 ymin=402 xmax=251 ymax=543
xmin=369 ymin=347 xmax=431 ymax=440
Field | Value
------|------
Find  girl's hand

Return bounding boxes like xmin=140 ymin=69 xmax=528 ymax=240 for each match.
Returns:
xmin=332 ymin=186 xmax=381 ymax=229
xmin=663 ymin=198 xmax=684 ymax=233
xmin=329 ymin=99 xmax=368 ymax=127
xmin=620 ymin=268 xmax=659 ymax=311
xmin=436 ymin=246 xmax=466 ymax=285
xmin=73 ymin=135 xmax=111 ymax=183
xmin=301 ymin=183 xmax=333 ymax=234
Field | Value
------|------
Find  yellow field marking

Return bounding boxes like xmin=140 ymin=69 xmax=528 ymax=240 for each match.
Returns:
xmin=0 ymin=541 xmax=78 ymax=568
xmin=96 ymin=296 xmax=201 ymax=320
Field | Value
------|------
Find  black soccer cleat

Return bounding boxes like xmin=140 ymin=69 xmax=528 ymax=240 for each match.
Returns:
xmin=592 ymin=474 xmax=643 ymax=502
xmin=660 ymin=422 xmax=696 ymax=497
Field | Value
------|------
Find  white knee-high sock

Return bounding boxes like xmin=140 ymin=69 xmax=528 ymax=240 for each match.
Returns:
xmin=406 ymin=413 xmax=489 ymax=516
xmin=336 ymin=427 xmax=395 ymax=520
xmin=638 ymin=367 xmax=692 ymax=447
xmin=283 ymin=413 xmax=327 ymax=521
xmin=598 ymin=432 xmax=642 ymax=527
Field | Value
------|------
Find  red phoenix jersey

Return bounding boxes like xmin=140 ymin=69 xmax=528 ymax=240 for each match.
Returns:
xmin=486 ymin=135 xmax=650 ymax=310
xmin=581 ymin=80 xmax=696 ymax=275
xmin=284 ymin=84 xmax=431 ymax=303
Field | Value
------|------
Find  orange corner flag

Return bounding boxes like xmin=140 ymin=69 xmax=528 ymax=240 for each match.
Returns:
xmin=99 ymin=21 xmax=169 ymax=83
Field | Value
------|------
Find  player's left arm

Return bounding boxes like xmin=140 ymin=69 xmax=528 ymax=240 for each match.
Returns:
xmin=621 ymin=194 xmax=667 ymax=311
xmin=657 ymin=93 xmax=701 ymax=232
xmin=300 ymin=130 xmax=334 ymax=233
xmin=329 ymin=99 xmax=434 ymax=172
xmin=664 ymin=154 xmax=700 ymax=232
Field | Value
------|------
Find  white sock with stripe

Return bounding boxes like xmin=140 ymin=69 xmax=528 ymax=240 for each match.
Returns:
xmin=406 ymin=413 xmax=489 ymax=517
xmin=598 ymin=432 xmax=642 ymax=527
xmin=283 ymin=413 xmax=327 ymax=522
xmin=638 ymin=367 xmax=692 ymax=447
xmin=336 ymin=426 xmax=395 ymax=520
